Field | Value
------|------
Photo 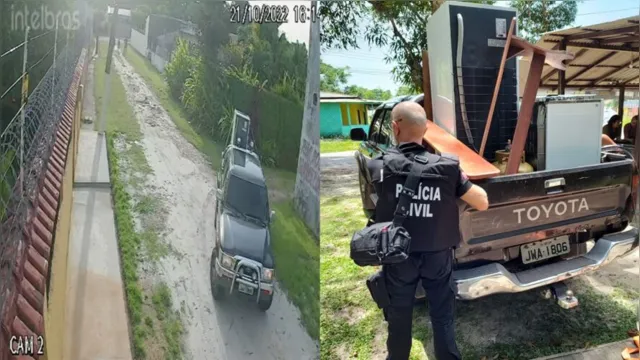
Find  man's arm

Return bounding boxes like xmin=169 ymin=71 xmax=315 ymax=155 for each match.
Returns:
xmin=456 ymin=169 xmax=489 ymax=211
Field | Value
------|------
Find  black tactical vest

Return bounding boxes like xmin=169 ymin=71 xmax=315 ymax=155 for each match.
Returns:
xmin=371 ymin=147 xmax=462 ymax=252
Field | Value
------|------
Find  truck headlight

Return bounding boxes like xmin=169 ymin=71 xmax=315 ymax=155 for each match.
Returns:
xmin=220 ymin=252 xmax=236 ymax=269
xmin=262 ymin=268 xmax=274 ymax=282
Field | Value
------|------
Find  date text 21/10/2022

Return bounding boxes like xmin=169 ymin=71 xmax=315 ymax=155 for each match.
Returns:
xmin=229 ymin=4 xmax=319 ymax=24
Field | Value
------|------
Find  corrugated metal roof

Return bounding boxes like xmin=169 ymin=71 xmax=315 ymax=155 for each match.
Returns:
xmin=320 ymin=91 xmax=360 ymax=99
xmin=537 ymin=16 xmax=640 ymax=90
xmin=321 ymin=98 xmax=383 ymax=104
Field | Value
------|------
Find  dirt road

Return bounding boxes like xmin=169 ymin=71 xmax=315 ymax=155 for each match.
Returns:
xmin=113 ymin=52 xmax=318 ymax=359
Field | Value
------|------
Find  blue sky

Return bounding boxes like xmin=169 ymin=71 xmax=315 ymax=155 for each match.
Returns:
xmin=320 ymin=0 xmax=640 ymax=94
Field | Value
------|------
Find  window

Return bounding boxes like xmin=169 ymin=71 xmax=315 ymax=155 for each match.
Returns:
xmin=369 ymin=109 xmax=393 ymax=147
xmin=225 ymin=175 xmax=269 ymax=224
xmin=340 ymin=104 xmax=349 ymax=126
xmin=379 ymin=110 xmax=395 ymax=146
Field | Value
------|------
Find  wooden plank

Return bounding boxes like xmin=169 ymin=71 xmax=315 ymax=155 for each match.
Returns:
xmin=423 ymin=121 xmax=500 ymax=180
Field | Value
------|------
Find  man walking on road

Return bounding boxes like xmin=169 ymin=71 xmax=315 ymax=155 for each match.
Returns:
xmin=366 ymin=102 xmax=489 ymax=360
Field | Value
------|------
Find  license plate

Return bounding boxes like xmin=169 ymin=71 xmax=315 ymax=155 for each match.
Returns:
xmin=238 ymin=283 xmax=254 ymax=295
xmin=521 ymin=236 xmax=570 ymax=264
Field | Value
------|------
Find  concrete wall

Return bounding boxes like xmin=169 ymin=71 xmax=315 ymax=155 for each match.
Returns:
xmin=150 ymin=52 xmax=167 ymax=73
xmin=131 ymin=29 xmax=147 ymax=56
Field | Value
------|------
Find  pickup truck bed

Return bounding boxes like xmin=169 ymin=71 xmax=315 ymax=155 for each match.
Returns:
xmin=452 ymin=159 xmax=637 ymax=299
xmin=354 ymin=94 xmax=639 ymax=301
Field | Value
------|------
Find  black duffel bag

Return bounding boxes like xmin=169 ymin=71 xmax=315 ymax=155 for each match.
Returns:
xmin=350 ymin=155 xmax=428 ymax=267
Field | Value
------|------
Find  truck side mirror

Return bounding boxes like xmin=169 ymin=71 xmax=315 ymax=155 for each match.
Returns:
xmin=270 ymin=210 xmax=276 ymax=222
xmin=216 ymin=188 xmax=223 ymax=198
xmin=350 ymin=128 xmax=366 ymax=141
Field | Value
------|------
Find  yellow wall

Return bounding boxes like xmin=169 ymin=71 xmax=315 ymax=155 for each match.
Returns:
xmin=349 ymin=103 xmax=367 ymax=125
xmin=44 ymin=81 xmax=83 ymax=360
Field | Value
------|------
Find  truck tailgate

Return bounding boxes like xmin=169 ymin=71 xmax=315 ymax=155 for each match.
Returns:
xmin=458 ymin=159 xmax=634 ymax=257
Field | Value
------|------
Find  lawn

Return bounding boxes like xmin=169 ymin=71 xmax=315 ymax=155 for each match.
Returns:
xmin=321 ymin=138 xmax=362 ymax=154
xmin=124 ymin=46 xmax=320 ymax=340
xmin=96 ymin=42 xmax=183 ymax=359
xmin=320 ymin=193 xmax=637 ymax=360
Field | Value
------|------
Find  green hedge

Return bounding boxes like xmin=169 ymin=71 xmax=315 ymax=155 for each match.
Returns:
xmin=227 ymin=76 xmax=303 ymax=172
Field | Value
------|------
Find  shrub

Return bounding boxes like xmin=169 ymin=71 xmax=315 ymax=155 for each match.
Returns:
xmin=164 ymin=39 xmax=198 ymax=101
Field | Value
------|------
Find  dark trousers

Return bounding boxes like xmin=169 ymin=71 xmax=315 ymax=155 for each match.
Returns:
xmin=383 ymin=250 xmax=461 ymax=360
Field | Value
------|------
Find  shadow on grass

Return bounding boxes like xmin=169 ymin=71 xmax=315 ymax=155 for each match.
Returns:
xmin=321 ymin=194 xmax=637 ymax=360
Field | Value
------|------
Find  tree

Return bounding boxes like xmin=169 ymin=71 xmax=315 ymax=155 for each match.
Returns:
xmin=396 ymin=85 xmax=416 ymax=96
xmin=343 ymin=85 xmax=392 ymax=101
xmin=320 ymin=0 xmax=578 ymax=91
xmin=320 ymin=62 xmax=349 ymax=92
xmin=510 ymin=0 xmax=579 ymax=43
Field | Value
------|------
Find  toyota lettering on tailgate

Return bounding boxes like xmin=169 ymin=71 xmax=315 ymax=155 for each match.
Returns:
xmin=513 ymin=198 xmax=589 ymax=224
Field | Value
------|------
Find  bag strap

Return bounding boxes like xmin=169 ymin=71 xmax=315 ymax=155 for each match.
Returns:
xmin=392 ymin=154 xmax=429 ymax=227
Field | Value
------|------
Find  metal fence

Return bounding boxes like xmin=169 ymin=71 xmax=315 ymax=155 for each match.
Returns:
xmin=0 ymin=21 xmax=87 ymax=321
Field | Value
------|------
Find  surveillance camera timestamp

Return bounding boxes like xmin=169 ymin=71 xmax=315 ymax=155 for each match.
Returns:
xmin=229 ymin=4 xmax=318 ymax=25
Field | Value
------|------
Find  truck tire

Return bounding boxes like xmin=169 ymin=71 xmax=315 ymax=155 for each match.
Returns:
xmin=258 ymin=295 xmax=273 ymax=311
xmin=210 ymin=250 xmax=224 ymax=300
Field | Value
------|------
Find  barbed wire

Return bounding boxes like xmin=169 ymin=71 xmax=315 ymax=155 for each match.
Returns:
xmin=0 ymin=23 xmax=85 ymax=325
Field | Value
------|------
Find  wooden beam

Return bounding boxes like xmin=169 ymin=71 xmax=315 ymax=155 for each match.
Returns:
xmin=618 ymin=87 xmax=625 ymax=119
xmin=546 ymin=39 xmax=639 ymax=52
xmin=421 ymin=50 xmax=433 ymax=121
xmin=565 ymin=25 xmax=640 ymax=41
xmin=558 ymin=40 xmax=567 ymax=94
xmin=589 ymin=56 xmax=639 ymax=85
xmin=507 ymin=53 xmax=545 ymax=175
xmin=540 ymin=84 xmax=639 ymax=89
xmin=565 ymin=51 xmax=616 ymax=82
xmin=600 ymin=35 xmax=640 ymax=44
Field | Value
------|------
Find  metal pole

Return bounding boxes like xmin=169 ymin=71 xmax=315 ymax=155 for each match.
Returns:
xmin=19 ymin=27 xmax=30 ymax=195
xmin=98 ymin=4 xmax=119 ymax=135
xmin=52 ymin=19 xmax=59 ymax=109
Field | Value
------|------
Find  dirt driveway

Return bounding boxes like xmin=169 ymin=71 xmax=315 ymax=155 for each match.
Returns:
xmin=114 ymin=52 xmax=318 ymax=360
xmin=320 ymin=151 xmax=639 ymax=359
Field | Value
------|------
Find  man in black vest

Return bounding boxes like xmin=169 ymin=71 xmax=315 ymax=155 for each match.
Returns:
xmin=366 ymin=102 xmax=489 ymax=360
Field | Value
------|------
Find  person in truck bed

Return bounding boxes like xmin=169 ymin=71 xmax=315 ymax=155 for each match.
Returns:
xmin=603 ymin=114 xmax=622 ymax=141
xmin=366 ymin=102 xmax=489 ymax=360
xmin=624 ymin=115 xmax=638 ymax=142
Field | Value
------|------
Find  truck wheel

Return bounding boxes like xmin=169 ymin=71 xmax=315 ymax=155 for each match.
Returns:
xmin=258 ymin=295 xmax=273 ymax=311
xmin=210 ymin=250 xmax=224 ymax=300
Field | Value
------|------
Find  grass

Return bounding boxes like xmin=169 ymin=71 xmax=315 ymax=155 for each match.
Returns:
xmin=320 ymin=193 xmax=637 ymax=360
xmin=321 ymin=138 xmax=362 ymax=154
xmin=124 ymin=47 xmax=222 ymax=169
xmin=271 ymin=201 xmax=320 ymax=340
xmin=123 ymin=45 xmax=320 ymax=341
xmin=97 ymin=42 xmax=183 ymax=359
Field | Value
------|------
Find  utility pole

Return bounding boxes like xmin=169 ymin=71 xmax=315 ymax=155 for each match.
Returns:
xmin=98 ymin=3 xmax=119 ymax=135
xmin=293 ymin=7 xmax=320 ymax=239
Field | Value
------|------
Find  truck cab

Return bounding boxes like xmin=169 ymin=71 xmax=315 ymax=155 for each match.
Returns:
xmin=210 ymin=145 xmax=276 ymax=311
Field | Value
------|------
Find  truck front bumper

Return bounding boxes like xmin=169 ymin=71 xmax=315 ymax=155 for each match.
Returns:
xmin=214 ymin=258 xmax=274 ymax=301
xmin=453 ymin=226 xmax=638 ymax=300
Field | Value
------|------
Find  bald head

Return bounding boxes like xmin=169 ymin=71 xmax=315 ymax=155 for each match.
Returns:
xmin=390 ymin=102 xmax=428 ymax=144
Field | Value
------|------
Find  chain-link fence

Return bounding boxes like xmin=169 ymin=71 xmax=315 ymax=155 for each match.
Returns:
xmin=0 ymin=18 xmax=88 ymax=324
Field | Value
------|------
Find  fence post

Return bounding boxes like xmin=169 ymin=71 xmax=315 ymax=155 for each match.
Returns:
xmin=19 ymin=27 xmax=30 ymax=195
xmin=52 ymin=19 xmax=59 ymax=110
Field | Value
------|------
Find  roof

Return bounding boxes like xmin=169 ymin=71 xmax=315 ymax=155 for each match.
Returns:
xmin=320 ymin=91 xmax=359 ymax=99
xmin=107 ymin=6 xmax=131 ymax=17
xmin=537 ymin=16 xmax=640 ymax=90
xmin=227 ymin=148 xmax=265 ymax=185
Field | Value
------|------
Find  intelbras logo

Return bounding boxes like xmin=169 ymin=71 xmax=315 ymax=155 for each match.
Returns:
xmin=11 ymin=5 xmax=81 ymax=31
xmin=395 ymin=183 xmax=441 ymax=218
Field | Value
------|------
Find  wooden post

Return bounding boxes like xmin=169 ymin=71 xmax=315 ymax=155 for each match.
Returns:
xmin=558 ymin=41 xmax=567 ymax=95
xmin=422 ymin=50 xmax=433 ymax=120
xmin=618 ymin=86 xmax=625 ymax=123
xmin=505 ymin=53 xmax=545 ymax=175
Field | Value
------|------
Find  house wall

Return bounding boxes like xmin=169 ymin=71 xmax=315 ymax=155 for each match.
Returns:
xmin=320 ymin=103 xmax=343 ymax=137
xmin=131 ymin=28 xmax=147 ymax=56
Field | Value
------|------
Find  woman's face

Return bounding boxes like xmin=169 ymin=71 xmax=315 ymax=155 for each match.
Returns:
xmin=614 ymin=120 xmax=622 ymax=128
xmin=632 ymin=117 xmax=638 ymax=126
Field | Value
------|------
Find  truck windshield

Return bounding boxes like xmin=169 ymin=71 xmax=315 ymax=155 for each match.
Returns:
xmin=225 ymin=176 xmax=269 ymax=224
